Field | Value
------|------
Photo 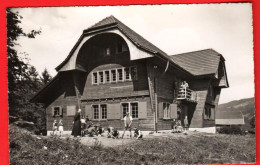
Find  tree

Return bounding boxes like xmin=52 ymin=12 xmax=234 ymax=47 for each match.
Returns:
xmin=7 ymin=8 xmax=46 ymax=135
xmin=41 ymin=68 xmax=52 ymax=85
xmin=7 ymin=8 xmax=41 ymax=115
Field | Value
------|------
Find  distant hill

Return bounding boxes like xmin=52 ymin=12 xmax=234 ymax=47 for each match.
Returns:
xmin=217 ymin=97 xmax=255 ymax=130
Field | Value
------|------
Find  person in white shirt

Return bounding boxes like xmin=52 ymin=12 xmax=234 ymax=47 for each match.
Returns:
xmin=121 ymin=112 xmax=133 ymax=138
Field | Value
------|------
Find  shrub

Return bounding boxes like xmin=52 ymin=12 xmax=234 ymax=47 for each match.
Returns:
xmin=218 ymin=125 xmax=244 ymax=135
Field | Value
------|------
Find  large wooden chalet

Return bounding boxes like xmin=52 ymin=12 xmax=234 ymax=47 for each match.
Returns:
xmin=31 ymin=16 xmax=229 ymax=135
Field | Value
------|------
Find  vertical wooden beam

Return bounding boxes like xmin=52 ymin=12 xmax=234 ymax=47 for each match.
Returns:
xmin=73 ymin=72 xmax=81 ymax=110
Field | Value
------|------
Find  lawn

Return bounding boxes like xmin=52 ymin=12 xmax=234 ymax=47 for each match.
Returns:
xmin=9 ymin=125 xmax=255 ymax=165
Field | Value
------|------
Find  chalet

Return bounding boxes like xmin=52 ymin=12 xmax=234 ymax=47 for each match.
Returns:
xmin=31 ymin=16 xmax=229 ymax=135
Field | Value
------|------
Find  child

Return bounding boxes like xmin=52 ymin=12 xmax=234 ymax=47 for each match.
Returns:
xmin=112 ymin=129 xmax=119 ymax=139
xmin=107 ymin=126 xmax=114 ymax=138
xmin=133 ymin=127 xmax=143 ymax=139
xmin=97 ymin=126 xmax=104 ymax=136
xmin=184 ymin=116 xmax=189 ymax=135
xmin=58 ymin=119 xmax=64 ymax=137
xmin=171 ymin=119 xmax=177 ymax=133
xmin=52 ymin=120 xmax=58 ymax=135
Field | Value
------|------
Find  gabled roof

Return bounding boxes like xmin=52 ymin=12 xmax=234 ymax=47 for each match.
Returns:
xmin=170 ymin=49 xmax=222 ymax=76
xmin=56 ymin=15 xmax=189 ymax=74
xmin=84 ymin=15 xmax=169 ymax=57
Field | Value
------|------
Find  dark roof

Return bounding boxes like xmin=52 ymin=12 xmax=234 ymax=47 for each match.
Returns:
xmin=84 ymin=15 xmax=168 ymax=57
xmin=170 ymin=49 xmax=222 ymax=76
xmin=56 ymin=15 xmax=189 ymax=74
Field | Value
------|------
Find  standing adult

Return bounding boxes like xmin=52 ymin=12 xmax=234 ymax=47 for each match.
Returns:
xmin=72 ymin=109 xmax=81 ymax=137
xmin=121 ymin=112 xmax=133 ymax=138
xmin=184 ymin=115 xmax=189 ymax=134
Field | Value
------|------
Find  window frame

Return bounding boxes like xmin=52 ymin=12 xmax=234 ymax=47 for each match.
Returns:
xmin=124 ymin=67 xmax=131 ymax=81
xmin=121 ymin=102 xmax=139 ymax=119
xmin=117 ymin=68 xmax=124 ymax=82
xmin=111 ymin=69 xmax=117 ymax=83
xmin=92 ymin=104 xmax=108 ymax=121
xmin=105 ymin=70 xmax=110 ymax=83
xmin=163 ymin=103 xmax=170 ymax=119
xmin=92 ymin=72 xmax=98 ymax=84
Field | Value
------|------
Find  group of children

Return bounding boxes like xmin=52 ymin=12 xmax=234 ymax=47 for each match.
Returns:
xmin=52 ymin=119 xmax=64 ymax=136
xmin=171 ymin=116 xmax=189 ymax=134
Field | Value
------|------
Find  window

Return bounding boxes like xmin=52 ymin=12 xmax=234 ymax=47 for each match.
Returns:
xmin=92 ymin=66 xmax=137 ymax=85
xmin=93 ymin=105 xmax=99 ymax=119
xmin=99 ymin=72 xmax=104 ymax=84
xmin=105 ymin=48 xmax=110 ymax=56
xmin=117 ymin=69 xmax=123 ymax=81
xmin=105 ymin=71 xmax=110 ymax=83
xmin=124 ymin=67 xmax=130 ymax=80
xmin=53 ymin=106 xmax=62 ymax=117
xmin=117 ymin=43 xmax=123 ymax=53
xmin=131 ymin=103 xmax=138 ymax=118
xmin=93 ymin=72 xmax=98 ymax=84
xmin=131 ymin=66 xmax=137 ymax=80
xmin=93 ymin=104 xmax=107 ymax=120
xmin=122 ymin=102 xmax=139 ymax=118
xmin=163 ymin=103 xmax=170 ymax=119
xmin=101 ymin=105 xmax=107 ymax=119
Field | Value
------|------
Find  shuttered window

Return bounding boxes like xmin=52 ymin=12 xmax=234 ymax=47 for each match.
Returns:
xmin=170 ymin=104 xmax=178 ymax=119
xmin=67 ymin=105 xmax=76 ymax=116
xmin=52 ymin=106 xmax=62 ymax=117
xmin=107 ymin=104 xmax=121 ymax=119
xmin=163 ymin=103 xmax=170 ymax=119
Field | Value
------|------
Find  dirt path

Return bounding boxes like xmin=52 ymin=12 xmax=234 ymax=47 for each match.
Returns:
xmin=79 ymin=131 xmax=206 ymax=147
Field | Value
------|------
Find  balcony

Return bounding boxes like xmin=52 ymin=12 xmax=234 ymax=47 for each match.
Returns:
xmin=177 ymin=87 xmax=198 ymax=103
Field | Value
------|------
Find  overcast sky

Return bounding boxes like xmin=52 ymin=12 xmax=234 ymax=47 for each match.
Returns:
xmin=13 ymin=3 xmax=254 ymax=104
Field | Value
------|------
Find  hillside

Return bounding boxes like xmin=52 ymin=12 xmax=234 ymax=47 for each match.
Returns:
xmin=217 ymin=97 xmax=255 ymax=130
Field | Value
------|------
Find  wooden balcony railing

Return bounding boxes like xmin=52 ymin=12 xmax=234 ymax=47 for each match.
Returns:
xmin=177 ymin=87 xmax=198 ymax=102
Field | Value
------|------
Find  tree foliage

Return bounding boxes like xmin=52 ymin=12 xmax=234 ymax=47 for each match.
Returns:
xmin=7 ymin=8 xmax=49 ymax=134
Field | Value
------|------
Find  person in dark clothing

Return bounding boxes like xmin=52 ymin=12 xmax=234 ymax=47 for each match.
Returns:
xmin=71 ymin=109 xmax=81 ymax=137
xmin=112 ymin=129 xmax=119 ymax=139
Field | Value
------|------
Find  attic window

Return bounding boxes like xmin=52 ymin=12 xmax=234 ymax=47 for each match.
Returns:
xmin=105 ymin=48 xmax=110 ymax=56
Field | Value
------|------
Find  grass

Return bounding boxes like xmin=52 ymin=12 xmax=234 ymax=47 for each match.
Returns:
xmin=9 ymin=125 xmax=255 ymax=165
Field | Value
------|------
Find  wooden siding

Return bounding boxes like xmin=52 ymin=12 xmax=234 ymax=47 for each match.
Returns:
xmin=188 ymin=79 xmax=210 ymax=128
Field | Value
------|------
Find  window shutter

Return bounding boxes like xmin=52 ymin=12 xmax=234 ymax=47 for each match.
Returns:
xmin=138 ymin=101 xmax=147 ymax=119
xmin=85 ymin=105 xmax=93 ymax=119
xmin=107 ymin=103 xmax=121 ymax=119
xmin=59 ymin=106 xmax=63 ymax=116
xmin=170 ymin=104 xmax=177 ymax=119
xmin=158 ymin=102 xmax=164 ymax=119
xmin=52 ymin=107 xmax=54 ymax=117
xmin=67 ymin=105 xmax=76 ymax=116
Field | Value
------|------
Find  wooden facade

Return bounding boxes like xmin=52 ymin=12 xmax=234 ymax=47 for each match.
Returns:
xmin=31 ymin=16 xmax=229 ymax=133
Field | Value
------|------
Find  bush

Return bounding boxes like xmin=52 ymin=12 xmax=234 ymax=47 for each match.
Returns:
xmin=218 ymin=125 xmax=244 ymax=135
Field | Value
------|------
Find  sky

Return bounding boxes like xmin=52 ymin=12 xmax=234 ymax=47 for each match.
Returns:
xmin=13 ymin=3 xmax=254 ymax=104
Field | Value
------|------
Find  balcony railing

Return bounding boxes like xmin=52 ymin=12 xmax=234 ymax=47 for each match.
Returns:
xmin=177 ymin=87 xmax=198 ymax=102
